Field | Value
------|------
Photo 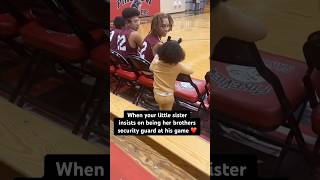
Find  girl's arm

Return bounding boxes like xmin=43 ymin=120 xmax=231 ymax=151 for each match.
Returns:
xmin=179 ymin=63 xmax=193 ymax=75
xmin=149 ymin=54 xmax=159 ymax=71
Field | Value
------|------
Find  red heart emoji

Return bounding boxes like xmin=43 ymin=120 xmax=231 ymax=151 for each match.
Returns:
xmin=191 ymin=127 xmax=197 ymax=134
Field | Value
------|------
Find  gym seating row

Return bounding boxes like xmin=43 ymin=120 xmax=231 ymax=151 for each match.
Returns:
xmin=0 ymin=0 xmax=108 ymax=140
xmin=212 ymin=37 xmax=308 ymax=174
xmin=211 ymin=34 xmax=320 ymax=174
xmin=109 ymin=50 xmax=211 ymax=114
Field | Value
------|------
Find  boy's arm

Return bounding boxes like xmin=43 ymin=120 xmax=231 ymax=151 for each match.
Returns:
xmin=131 ymin=31 xmax=144 ymax=49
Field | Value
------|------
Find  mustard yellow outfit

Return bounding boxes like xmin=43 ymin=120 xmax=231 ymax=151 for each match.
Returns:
xmin=150 ymin=56 xmax=193 ymax=110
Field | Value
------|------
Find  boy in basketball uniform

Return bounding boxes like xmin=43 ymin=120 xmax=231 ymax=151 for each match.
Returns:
xmin=115 ymin=7 xmax=143 ymax=58
xmin=139 ymin=13 xmax=174 ymax=62
xmin=110 ymin=16 xmax=125 ymax=51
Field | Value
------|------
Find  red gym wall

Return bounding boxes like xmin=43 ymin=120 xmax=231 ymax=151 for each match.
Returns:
xmin=110 ymin=0 xmax=160 ymax=21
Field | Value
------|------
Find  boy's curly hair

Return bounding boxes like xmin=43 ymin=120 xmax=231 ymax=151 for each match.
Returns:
xmin=122 ymin=7 xmax=140 ymax=23
xmin=113 ymin=16 xmax=125 ymax=29
xmin=150 ymin=13 xmax=173 ymax=36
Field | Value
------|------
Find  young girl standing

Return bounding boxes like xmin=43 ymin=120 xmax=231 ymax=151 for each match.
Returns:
xmin=150 ymin=40 xmax=193 ymax=110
